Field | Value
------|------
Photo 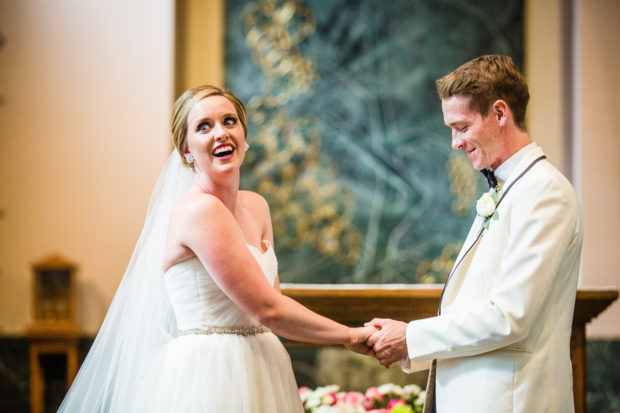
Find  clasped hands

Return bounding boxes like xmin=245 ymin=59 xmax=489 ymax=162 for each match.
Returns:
xmin=348 ymin=318 xmax=409 ymax=368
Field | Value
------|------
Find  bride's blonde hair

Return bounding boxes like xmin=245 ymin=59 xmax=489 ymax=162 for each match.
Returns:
xmin=171 ymin=85 xmax=248 ymax=168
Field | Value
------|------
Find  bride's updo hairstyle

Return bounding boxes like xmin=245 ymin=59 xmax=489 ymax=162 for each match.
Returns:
xmin=171 ymin=85 xmax=248 ymax=168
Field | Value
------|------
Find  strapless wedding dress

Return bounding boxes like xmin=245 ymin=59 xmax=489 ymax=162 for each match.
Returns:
xmin=131 ymin=242 xmax=304 ymax=412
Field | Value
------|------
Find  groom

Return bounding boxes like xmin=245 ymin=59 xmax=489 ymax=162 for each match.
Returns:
xmin=366 ymin=55 xmax=583 ymax=413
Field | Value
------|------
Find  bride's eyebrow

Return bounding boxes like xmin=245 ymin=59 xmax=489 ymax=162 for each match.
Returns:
xmin=191 ymin=116 xmax=212 ymax=127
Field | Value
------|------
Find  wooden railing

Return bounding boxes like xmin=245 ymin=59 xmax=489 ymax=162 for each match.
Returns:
xmin=281 ymin=284 xmax=618 ymax=413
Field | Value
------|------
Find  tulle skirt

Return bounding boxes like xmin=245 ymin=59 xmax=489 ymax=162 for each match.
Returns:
xmin=130 ymin=331 xmax=304 ymax=412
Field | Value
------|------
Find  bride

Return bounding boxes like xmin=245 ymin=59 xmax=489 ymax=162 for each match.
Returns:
xmin=58 ymin=85 xmax=375 ymax=412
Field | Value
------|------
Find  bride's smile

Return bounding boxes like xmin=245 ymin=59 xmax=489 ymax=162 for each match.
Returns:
xmin=212 ymin=143 xmax=235 ymax=159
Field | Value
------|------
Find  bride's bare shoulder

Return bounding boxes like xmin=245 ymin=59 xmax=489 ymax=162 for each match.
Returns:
xmin=239 ymin=191 xmax=273 ymax=241
xmin=163 ymin=191 xmax=219 ymax=271
xmin=172 ymin=191 xmax=229 ymax=224
xmin=239 ymin=190 xmax=270 ymax=213
xmin=163 ymin=191 xmax=232 ymax=270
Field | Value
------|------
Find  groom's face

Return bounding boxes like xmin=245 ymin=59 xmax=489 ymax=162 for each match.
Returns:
xmin=442 ymin=95 xmax=503 ymax=171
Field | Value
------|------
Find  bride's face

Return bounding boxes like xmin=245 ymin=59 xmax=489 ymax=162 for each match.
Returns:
xmin=184 ymin=95 xmax=247 ymax=179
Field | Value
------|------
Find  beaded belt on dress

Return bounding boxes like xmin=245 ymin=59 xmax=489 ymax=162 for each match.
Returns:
xmin=177 ymin=326 xmax=270 ymax=337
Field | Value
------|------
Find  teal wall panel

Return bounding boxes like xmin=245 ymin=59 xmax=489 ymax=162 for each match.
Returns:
xmin=225 ymin=0 xmax=523 ymax=284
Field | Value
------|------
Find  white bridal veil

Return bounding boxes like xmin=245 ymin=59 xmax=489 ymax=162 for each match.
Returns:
xmin=58 ymin=152 xmax=194 ymax=412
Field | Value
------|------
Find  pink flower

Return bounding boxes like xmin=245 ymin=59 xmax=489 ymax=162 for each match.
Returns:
xmin=321 ymin=393 xmax=338 ymax=406
xmin=387 ymin=399 xmax=406 ymax=409
xmin=365 ymin=386 xmax=384 ymax=403
xmin=298 ymin=386 xmax=311 ymax=395
xmin=364 ymin=397 xmax=376 ymax=411
xmin=341 ymin=391 xmax=364 ymax=405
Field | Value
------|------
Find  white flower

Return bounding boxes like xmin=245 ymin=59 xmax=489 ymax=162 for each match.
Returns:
xmin=299 ymin=388 xmax=313 ymax=402
xmin=306 ymin=396 xmax=322 ymax=409
xmin=414 ymin=391 xmax=426 ymax=406
xmin=403 ymin=384 xmax=421 ymax=397
xmin=323 ymin=385 xmax=341 ymax=393
xmin=476 ymin=192 xmax=496 ymax=218
xmin=377 ymin=383 xmax=404 ymax=397
xmin=313 ymin=385 xmax=340 ymax=399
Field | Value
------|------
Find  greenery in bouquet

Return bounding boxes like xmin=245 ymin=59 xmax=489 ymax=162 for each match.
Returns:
xmin=299 ymin=383 xmax=425 ymax=413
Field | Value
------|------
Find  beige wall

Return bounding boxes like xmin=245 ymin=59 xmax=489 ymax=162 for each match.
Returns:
xmin=525 ymin=0 xmax=565 ymax=171
xmin=575 ymin=0 xmax=620 ymax=338
xmin=0 ymin=0 xmax=174 ymax=334
xmin=526 ymin=0 xmax=620 ymax=338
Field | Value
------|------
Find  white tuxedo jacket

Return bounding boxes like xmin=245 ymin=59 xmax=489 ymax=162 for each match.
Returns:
xmin=402 ymin=145 xmax=583 ymax=413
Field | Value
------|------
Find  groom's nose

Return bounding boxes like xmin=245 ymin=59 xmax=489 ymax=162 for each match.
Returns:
xmin=452 ymin=133 xmax=465 ymax=151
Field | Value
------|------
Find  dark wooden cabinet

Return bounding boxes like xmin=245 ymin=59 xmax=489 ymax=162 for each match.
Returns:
xmin=26 ymin=255 xmax=80 ymax=413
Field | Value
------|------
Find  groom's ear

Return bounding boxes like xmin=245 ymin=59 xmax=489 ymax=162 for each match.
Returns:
xmin=492 ymin=99 xmax=509 ymax=127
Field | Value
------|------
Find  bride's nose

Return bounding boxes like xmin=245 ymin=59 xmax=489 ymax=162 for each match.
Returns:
xmin=212 ymin=122 xmax=228 ymax=141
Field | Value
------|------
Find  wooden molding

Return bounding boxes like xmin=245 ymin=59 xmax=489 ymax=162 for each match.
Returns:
xmin=174 ymin=0 xmax=225 ymax=96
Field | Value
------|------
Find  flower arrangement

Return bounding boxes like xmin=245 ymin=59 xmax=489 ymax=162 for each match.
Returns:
xmin=476 ymin=184 xmax=503 ymax=229
xmin=299 ymin=383 xmax=425 ymax=413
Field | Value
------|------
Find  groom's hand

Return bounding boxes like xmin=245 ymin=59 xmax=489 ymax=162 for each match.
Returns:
xmin=365 ymin=318 xmax=408 ymax=367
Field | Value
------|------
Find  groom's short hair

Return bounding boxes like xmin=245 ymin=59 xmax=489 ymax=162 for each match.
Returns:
xmin=436 ymin=55 xmax=530 ymax=131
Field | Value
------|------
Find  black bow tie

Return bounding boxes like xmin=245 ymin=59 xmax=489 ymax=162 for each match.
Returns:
xmin=480 ymin=168 xmax=498 ymax=189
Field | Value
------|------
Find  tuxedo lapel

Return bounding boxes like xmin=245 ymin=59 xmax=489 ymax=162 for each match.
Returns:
xmin=499 ymin=146 xmax=546 ymax=197
xmin=453 ymin=216 xmax=484 ymax=267
xmin=439 ymin=213 xmax=485 ymax=315
xmin=439 ymin=146 xmax=547 ymax=315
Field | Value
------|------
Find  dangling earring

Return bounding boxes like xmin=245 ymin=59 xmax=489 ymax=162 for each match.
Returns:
xmin=184 ymin=153 xmax=194 ymax=164
xmin=245 ymin=143 xmax=250 ymax=151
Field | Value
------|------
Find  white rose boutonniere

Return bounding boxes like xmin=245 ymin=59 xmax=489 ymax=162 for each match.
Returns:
xmin=476 ymin=184 xmax=503 ymax=229
xmin=476 ymin=193 xmax=496 ymax=217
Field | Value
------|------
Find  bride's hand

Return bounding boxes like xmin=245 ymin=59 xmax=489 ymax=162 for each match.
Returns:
xmin=345 ymin=326 xmax=378 ymax=356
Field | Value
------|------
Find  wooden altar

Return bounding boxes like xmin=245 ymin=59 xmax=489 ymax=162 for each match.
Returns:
xmin=281 ymin=284 xmax=618 ymax=413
